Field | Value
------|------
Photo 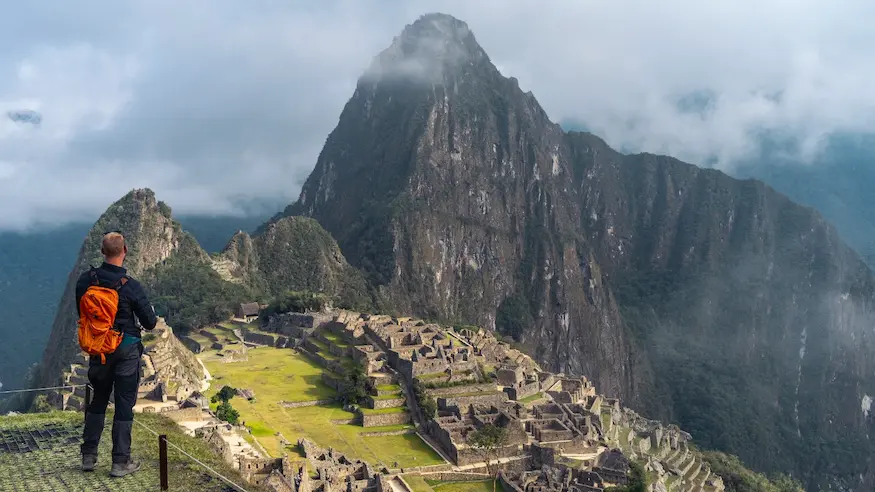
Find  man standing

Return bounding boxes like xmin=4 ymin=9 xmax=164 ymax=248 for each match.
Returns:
xmin=77 ymin=232 xmax=157 ymax=477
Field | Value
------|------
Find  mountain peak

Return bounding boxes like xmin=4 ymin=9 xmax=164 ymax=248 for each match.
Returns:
xmin=362 ymin=13 xmax=490 ymax=85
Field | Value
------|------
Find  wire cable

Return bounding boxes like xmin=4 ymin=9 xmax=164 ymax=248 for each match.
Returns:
xmin=2 ymin=385 xmax=250 ymax=490
xmin=132 ymin=418 xmax=250 ymax=492
xmin=0 ymin=384 xmax=87 ymax=395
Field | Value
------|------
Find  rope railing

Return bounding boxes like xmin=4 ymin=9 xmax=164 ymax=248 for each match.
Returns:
xmin=0 ymin=383 xmax=250 ymax=492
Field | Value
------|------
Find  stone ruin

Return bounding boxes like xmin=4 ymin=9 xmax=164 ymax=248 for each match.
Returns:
xmin=186 ymin=308 xmax=726 ymax=491
xmin=51 ymin=317 xmax=205 ymax=410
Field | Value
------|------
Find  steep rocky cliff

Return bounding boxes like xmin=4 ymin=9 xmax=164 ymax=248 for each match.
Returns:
xmin=269 ymin=14 xmax=875 ymax=489
xmin=33 ymin=189 xmax=206 ymax=401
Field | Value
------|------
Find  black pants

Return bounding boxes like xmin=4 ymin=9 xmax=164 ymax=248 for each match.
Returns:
xmin=80 ymin=342 xmax=142 ymax=463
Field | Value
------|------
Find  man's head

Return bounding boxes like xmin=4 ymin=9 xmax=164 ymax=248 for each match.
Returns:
xmin=101 ymin=232 xmax=127 ymax=266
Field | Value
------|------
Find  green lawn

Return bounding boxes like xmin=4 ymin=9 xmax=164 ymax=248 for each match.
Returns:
xmin=359 ymin=406 xmax=406 ymax=415
xmin=442 ymin=391 xmax=503 ymax=398
xmin=374 ymin=392 xmax=404 ymax=400
xmin=320 ymin=331 xmax=350 ymax=347
xmin=377 ymin=384 xmax=401 ymax=391
xmin=209 ymin=323 xmax=239 ymax=338
xmin=600 ymin=412 xmax=612 ymax=432
xmin=426 ymin=479 xmax=503 ymax=492
xmin=402 ymin=475 xmax=435 ymax=492
xmin=360 ymin=424 xmax=414 ymax=433
xmin=418 ymin=372 xmax=449 ymax=381
xmin=203 ymin=346 xmax=335 ymax=403
xmin=519 ymin=392 xmax=543 ymax=403
xmin=201 ymin=346 xmax=442 ymax=468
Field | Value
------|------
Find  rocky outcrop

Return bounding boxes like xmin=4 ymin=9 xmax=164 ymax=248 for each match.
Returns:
xmin=218 ymin=216 xmax=371 ymax=309
xmin=142 ymin=319 xmax=206 ymax=401
xmin=34 ymin=189 xmax=206 ymax=399
xmin=267 ymin=13 xmax=875 ymax=489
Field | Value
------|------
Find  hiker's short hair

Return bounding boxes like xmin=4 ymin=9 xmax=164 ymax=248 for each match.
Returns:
xmin=101 ymin=232 xmax=126 ymax=258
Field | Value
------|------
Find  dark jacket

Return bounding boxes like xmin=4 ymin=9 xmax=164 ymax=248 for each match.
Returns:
xmin=75 ymin=262 xmax=158 ymax=338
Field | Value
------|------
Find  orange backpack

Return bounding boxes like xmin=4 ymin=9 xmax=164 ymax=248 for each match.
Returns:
xmin=78 ymin=269 xmax=128 ymax=364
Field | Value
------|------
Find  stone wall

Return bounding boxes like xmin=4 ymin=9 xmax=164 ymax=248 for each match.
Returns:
xmin=437 ymin=392 xmax=507 ymax=411
xmin=395 ymin=356 xmax=447 ymax=380
xmin=244 ymin=331 xmax=278 ymax=347
xmin=366 ymin=396 xmax=407 ymax=409
xmin=455 ymin=444 xmax=523 ymax=466
xmin=280 ymin=399 xmax=334 ymax=408
xmin=180 ymin=336 xmax=202 ymax=354
xmin=361 ymin=411 xmax=410 ymax=427
xmin=199 ymin=427 xmax=234 ymax=463
xmin=426 ymin=383 xmax=496 ymax=397
xmin=161 ymin=407 xmax=206 ymax=422
xmin=322 ymin=372 xmax=344 ymax=391
xmin=537 ymin=438 xmax=597 ymax=455
xmin=420 ymin=472 xmax=490 ymax=482
xmin=200 ymin=330 xmax=219 ymax=342
xmin=504 ymin=380 xmax=539 ymax=401
xmin=499 ymin=472 xmax=525 ymax=492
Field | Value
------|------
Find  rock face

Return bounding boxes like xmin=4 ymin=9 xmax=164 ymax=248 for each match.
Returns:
xmin=33 ymin=189 xmax=206 ymax=401
xmin=269 ymin=13 xmax=875 ymax=489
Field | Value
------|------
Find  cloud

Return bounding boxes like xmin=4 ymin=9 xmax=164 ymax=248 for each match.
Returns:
xmin=1 ymin=0 xmax=874 ymax=230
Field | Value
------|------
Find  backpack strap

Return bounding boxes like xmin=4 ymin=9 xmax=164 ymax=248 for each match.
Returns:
xmin=116 ymin=277 xmax=129 ymax=290
xmin=89 ymin=267 xmax=100 ymax=286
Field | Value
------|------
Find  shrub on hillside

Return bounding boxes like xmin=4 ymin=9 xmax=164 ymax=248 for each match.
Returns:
xmin=145 ymin=256 xmax=254 ymax=332
xmin=262 ymin=290 xmax=330 ymax=319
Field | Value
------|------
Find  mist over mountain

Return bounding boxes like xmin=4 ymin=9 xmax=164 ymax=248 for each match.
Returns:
xmin=734 ymin=135 xmax=875 ymax=268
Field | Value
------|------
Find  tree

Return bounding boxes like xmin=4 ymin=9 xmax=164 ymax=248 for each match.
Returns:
xmin=411 ymin=379 xmax=437 ymax=420
xmin=216 ymin=400 xmax=239 ymax=425
xmin=467 ymin=424 xmax=509 ymax=492
xmin=340 ymin=362 xmax=370 ymax=406
xmin=211 ymin=385 xmax=237 ymax=404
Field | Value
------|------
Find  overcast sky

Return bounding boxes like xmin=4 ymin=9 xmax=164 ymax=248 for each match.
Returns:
xmin=1 ymin=0 xmax=874 ymax=231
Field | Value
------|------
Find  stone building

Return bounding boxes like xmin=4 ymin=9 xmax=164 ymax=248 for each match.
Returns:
xmin=237 ymin=302 xmax=260 ymax=322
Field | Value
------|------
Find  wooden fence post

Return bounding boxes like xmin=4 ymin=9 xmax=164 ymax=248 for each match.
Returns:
xmin=159 ymin=434 xmax=169 ymax=490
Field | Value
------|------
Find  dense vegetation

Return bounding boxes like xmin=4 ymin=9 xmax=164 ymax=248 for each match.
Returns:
xmin=411 ymin=379 xmax=437 ymax=419
xmin=143 ymin=255 xmax=255 ymax=333
xmin=340 ymin=361 xmax=372 ymax=406
xmin=703 ymin=452 xmax=804 ymax=492
xmin=606 ymin=462 xmax=648 ymax=492
xmin=261 ymin=290 xmax=330 ymax=319
xmin=252 ymin=216 xmax=374 ymax=311
xmin=0 ymin=222 xmax=89 ymax=393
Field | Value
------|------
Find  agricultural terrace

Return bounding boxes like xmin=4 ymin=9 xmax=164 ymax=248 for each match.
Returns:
xmin=200 ymin=344 xmax=443 ymax=468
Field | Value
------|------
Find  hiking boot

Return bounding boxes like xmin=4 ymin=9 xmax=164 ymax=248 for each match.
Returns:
xmin=109 ymin=459 xmax=141 ymax=478
xmin=82 ymin=454 xmax=97 ymax=472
